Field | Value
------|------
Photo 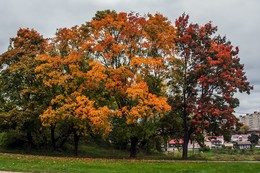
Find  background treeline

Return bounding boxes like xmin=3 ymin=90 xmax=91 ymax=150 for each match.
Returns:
xmin=0 ymin=10 xmax=252 ymax=159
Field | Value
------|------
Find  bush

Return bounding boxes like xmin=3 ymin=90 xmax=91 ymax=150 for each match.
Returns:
xmin=212 ymin=148 xmax=237 ymax=155
xmin=253 ymin=155 xmax=260 ymax=161
xmin=0 ymin=133 xmax=5 ymax=146
xmin=189 ymin=153 xmax=207 ymax=160
xmin=199 ymin=146 xmax=210 ymax=152
xmin=0 ymin=131 xmax=26 ymax=149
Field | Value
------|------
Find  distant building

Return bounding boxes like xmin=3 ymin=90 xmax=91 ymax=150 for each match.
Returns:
xmin=165 ymin=139 xmax=200 ymax=151
xmin=239 ymin=111 xmax=260 ymax=131
xmin=205 ymin=136 xmax=224 ymax=149
xmin=235 ymin=141 xmax=252 ymax=149
xmin=231 ymin=134 xmax=249 ymax=143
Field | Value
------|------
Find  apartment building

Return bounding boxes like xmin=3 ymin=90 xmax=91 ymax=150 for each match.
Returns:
xmin=239 ymin=111 xmax=260 ymax=131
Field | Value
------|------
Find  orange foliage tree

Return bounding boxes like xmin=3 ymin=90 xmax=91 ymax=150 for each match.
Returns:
xmin=84 ymin=10 xmax=175 ymax=157
xmin=35 ymin=27 xmax=114 ymax=155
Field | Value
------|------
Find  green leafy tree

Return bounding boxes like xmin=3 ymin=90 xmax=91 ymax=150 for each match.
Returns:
xmin=248 ymin=133 xmax=259 ymax=145
xmin=0 ymin=28 xmax=49 ymax=150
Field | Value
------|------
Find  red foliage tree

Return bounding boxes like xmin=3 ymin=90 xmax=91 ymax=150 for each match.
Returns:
xmin=169 ymin=14 xmax=253 ymax=159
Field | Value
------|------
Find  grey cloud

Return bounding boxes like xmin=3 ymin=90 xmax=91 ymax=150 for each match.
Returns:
xmin=0 ymin=0 xmax=259 ymax=115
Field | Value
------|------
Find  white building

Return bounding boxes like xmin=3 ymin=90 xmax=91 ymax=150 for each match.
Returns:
xmin=205 ymin=136 xmax=224 ymax=149
xmin=231 ymin=134 xmax=249 ymax=143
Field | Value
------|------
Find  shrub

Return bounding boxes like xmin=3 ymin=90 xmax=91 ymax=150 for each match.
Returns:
xmin=253 ymin=155 xmax=260 ymax=161
xmin=0 ymin=131 xmax=26 ymax=149
xmin=199 ymin=146 xmax=210 ymax=152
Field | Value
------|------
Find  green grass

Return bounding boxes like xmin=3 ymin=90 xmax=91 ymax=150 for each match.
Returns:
xmin=0 ymin=145 xmax=260 ymax=172
xmin=1 ymin=142 xmax=260 ymax=173
xmin=1 ymin=143 xmax=260 ymax=161
xmin=0 ymin=141 xmax=188 ymax=160
xmin=0 ymin=143 xmax=128 ymax=158
xmin=0 ymin=153 xmax=260 ymax=173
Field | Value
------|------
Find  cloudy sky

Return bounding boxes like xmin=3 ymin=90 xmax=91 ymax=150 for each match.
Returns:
xmin=0 ymin=0 xmax=259 ymax=115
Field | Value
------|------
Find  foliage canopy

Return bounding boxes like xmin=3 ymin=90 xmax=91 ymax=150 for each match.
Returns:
xmin=0 ymin=11 xmax=252 ymax=158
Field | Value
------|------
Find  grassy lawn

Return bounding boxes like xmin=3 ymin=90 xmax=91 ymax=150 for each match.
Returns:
xmin=0 ymin=144 xmax=260 ymax=172
xmin=0 ymin=153 xmax=260 ymax=173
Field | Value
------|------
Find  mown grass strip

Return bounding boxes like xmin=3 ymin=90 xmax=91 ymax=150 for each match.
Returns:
xmin=0 ymin=153 xmax=260 ymax=173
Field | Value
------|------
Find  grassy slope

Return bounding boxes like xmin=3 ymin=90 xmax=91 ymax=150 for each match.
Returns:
xmin=0 ymin=153 xmax=260 ymax=173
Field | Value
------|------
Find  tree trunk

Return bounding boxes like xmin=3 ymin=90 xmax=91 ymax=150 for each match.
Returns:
xmin=182 ymin=92 xmax=189 ymax=159
xmin=182 ymin=85 xmax=189 ymax=159
xmin=182 ymin=131 xmax=189 ymax=159
xmin=27 ymin=131 xmax=33 ymax=152
xmin=72 ymin=129 xmax=80 ymax=156
xmin=130 ymin=137 xmax=138 ymax=158
xmin=58 ymin=129 xmax=71 ymax=149
xmin=41 ymin=131 xmax=48 ymax=147
xmin=51 ymin=125 xmax=57 ymax=150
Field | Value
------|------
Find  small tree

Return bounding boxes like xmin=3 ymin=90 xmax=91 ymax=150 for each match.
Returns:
xmin=239 ymin=125 xmax=250 ymax=134
xmin=248 ymin=133 xmax=259 ymax=145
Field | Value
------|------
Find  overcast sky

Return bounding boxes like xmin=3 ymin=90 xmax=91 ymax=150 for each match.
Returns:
xmin=0 ymin=0 xmax=259 ymax=115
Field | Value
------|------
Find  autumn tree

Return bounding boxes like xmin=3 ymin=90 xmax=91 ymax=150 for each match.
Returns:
xmin=85 ymin=10 xmax=175 ymax=158
xmin=0 ymin=29 xmax=49 ymax=150
xmin=35 ymin=26 xmax=83 ymax=151
xmin=238 ymin=124 xmax=250 ymax=134
xmin=169 ymin=14 xmax=253 ymax=159
xmin=35 ymin=26 xmax=114 ymax=155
